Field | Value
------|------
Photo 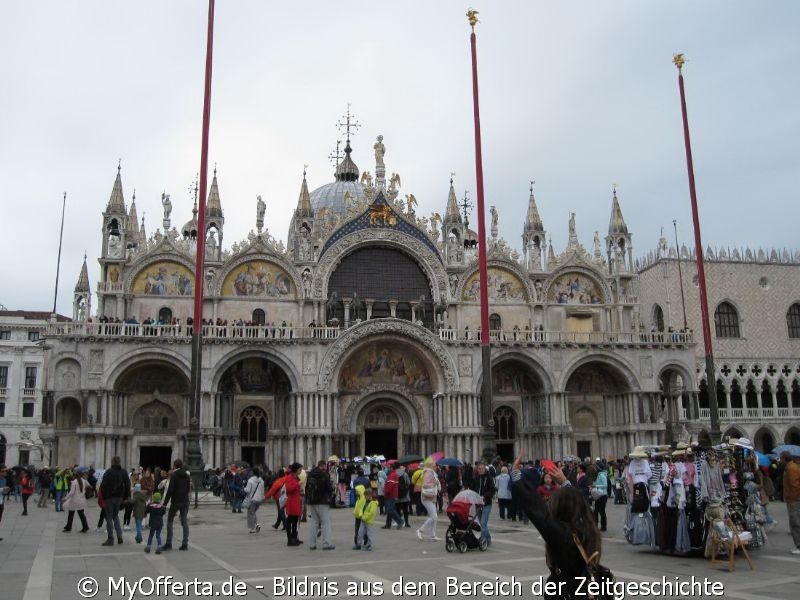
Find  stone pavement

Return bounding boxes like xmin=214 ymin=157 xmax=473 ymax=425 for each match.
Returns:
xmin=1 ymin=496 xmax=799 ymax=599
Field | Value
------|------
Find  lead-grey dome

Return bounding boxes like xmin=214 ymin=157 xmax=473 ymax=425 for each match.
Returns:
xmin=309 ymin=180 xmax=368 ymax=220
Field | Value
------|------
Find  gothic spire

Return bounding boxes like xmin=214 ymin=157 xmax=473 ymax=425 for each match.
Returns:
xmin=74 ymin=253 xmax=90 ymax=293
xmin=126 ymin=190 xmax=140 ymax=243
xmin=106 ymin=162 xmax=126 ymax=213
xmin=295 ymin=167 xmax=313 ymax=217
xmin=445 ymin=174 xmax=462 ymax=223
xmin=139 ymin=213 xmax=147 ymax=243
xmin=524 ymin=182 xmax=543 ymax=231
xmin=608 ymin=186 xmax=628 ymax=235
xmin=206 ymin=167 xmax=224 ymax=220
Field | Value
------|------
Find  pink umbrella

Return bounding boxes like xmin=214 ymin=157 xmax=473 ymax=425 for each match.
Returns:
xmin=385 ymin=459 xmax=398 ymax=466
xmin=428 ymin=451 xmax=445 ymax=463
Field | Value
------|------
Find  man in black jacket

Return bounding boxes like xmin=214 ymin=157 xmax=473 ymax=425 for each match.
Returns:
xmin=100 ymin=456 xmax=130 ymax=546
xmin=470 ymin=460 xmax=496 ymax=547
xmin=159 ymin=459 xmax=191 ymax=552
xmin=306 ymin=461 xmax=335 ymax=550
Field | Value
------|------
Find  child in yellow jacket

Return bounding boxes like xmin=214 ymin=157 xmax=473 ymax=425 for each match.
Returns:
xmin=352 ymin=484 xmax=366 ymax=549
xmin=355 ymin=489 xmax=379 ymax=551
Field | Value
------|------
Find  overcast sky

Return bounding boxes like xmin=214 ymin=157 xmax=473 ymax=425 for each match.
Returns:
xmin=1 ymin=2 xmax=797 ymax=316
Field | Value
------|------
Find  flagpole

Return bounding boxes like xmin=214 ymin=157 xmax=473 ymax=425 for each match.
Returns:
xmin=52 ymin=192 xmax=67 ymax=316
xmin=467 ymin=10 xmax=494 ymax=460
xmin=673 ymin=55 xmax=720 ymax=443
xmin=188 ymin=0 xmax=215 ymax=496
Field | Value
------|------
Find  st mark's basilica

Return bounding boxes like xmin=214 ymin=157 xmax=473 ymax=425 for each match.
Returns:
xmin=34 ymin=130 xmax=799 ymax=471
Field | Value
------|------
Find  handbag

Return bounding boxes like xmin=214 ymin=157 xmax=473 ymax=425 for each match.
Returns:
xmin=590 ymin=486 xmax=607 ymax=501
xmin=572 ymin=534 xmax=615 ymax=600
xmin=243 ymin=479 xmax=262 ymax=509
xmin=278 ymin=485 xmax=287 ymax=509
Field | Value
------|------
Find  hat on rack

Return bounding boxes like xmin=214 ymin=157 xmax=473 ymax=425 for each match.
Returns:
xmin=629 ymin=446 xmax=649 ymax=459
xmin=730 ymin=437 xmax=754 ymax=450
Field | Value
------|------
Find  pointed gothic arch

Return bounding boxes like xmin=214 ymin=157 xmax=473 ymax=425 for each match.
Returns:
xmin=714 ymin=301 xmax=740 ymax=338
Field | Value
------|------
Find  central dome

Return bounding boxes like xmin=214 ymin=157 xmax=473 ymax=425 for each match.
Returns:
xmin=309 ymin=180 xmax=368 ymax=220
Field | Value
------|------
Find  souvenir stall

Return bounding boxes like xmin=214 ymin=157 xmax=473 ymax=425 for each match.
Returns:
xmin=624 ymin=438 xmax=767 ymax=558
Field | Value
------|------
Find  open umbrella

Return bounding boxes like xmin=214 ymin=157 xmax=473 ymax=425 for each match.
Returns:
xmin=385 ymin=459 xmax=398 ymax=466
xmin=397 ymin=454 xmax=423 ymax=465
xmin=428 ymin=451 xmax=445 ymax=463
xmin=453 ymin=489 xmax=484 ymax=505
xmin=437 ymin=457 xmax=464 ymax=468
xmin=754 ymin=451 xmax=772 ymax=467
xmin=772 ymin=444 xmax=800 ymax=457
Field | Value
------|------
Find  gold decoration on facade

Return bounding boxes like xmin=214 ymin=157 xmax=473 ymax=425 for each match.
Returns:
xmin=673 ymin=53 xmax=685 ymax=70
xmin=368 ymin=204 xmax=397 ymax=227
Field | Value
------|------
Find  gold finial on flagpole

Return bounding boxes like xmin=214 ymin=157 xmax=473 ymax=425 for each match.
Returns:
xmin=467 ymin=8 xmax=479 ymax=30
xmin=673 ymin=53 xmax=686 ymax=71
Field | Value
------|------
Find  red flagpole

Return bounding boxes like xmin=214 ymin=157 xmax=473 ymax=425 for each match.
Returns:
xmin=467 ymin=10 xmax=494 ymax=457
xmin=674 ymin=55 xmax=720 ymax=443
xmin=193 ymin=0 xmax=215 ymax=334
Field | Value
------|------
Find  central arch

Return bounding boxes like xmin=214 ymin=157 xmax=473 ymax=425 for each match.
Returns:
xmin=343 ymin=388 xmax=425 ymax=459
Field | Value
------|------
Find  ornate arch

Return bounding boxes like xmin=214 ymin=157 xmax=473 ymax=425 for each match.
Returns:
xmin=657 ymin=362 xmax=696 ymax=394
xmin=104 ymin=348 xmax=191 ymax=391
xmin=209 ymin=346 xmax=300 ymax=394
xmin=457 ymin=259 xmax=535 ymax=303
xmin=317 ymin=318 xmax=457 ymax=393
xmin=558 ymin=352 xmax=640 ymax=392
xmin=342 ymin=386 xmax=426 ymax=434
xmin=123 ymin=251 xmax=196 ymax=293
xmin=544 ymin=265 xmax=612 ymax=305
xmin=211 ymin=250 xmax=302 ymax=299
xmin=313 ymin=230 xmax=448 ymax=303
xmin=478 ymin=349 xmax=554 ymax=394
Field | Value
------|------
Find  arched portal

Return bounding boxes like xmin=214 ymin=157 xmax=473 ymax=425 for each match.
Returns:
xmin=493 ymin=406 xmax=518 ymax=462
xmin=786 ymin=426 xmax=800 ymax=446
xmin=564 ymin=360 xmax=631 ymax=460
xmin=360 ymin=404 xmax=402 ymax=459
xmin=754 ymin=427 xmax=776 ymax=454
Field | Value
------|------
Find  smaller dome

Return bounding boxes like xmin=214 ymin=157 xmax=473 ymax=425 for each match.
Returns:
xmin=334 ymin=142 xmax=359 ymax=182
xmin=309 ymin=180 xmax=367 ymax=220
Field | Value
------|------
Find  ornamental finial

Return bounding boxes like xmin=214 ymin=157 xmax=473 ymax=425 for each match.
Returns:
xmin=467 ymin=8 xmax=479 ymax=30
xmin=673 ymin=53 xmax=685 ymax=71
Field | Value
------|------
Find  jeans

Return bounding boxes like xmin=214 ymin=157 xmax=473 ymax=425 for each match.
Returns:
xmin=479 ymin=504 xmax=492 ymax=546
xmin=419 ymin=497 xmax=438 ymax=538
xmin=787 ymin=500 xmax=800 ymax=549
xmin=135 ymin=518 xmax=143 ymax=540
xmin=308 ymin=503 xmax=333 ymax=547
xmin=593 ymin=494 xmax=608 ymax=531
xmin=246 ymin=500 xmax=262 ymax=530
xmin=146 ymin=527 xmax=162 ymax=548
xmin=37 ymin=489 xmax=49 ymax=508
xmin=55 ymin=491 xmax=64 ymax=512
xmin=232 ymin=496 xmax=244 ymax=512
xmin=165 ymin=503 xmax=189 ymax=547
xmin=357 ymin=521 xmax=373 ymax=547
xmin=384 ymin=499 xmax=403 ymax=527
xmin=104 ymin=497 xmax=124 ymax=541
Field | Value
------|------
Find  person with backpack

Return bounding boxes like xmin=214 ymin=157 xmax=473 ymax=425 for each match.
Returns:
xmin=37 ymin=467 xmax=52 ymax=508
xmin=306 ymin=460 xmax=335 ymax=550
xmin=99 ymin=456 xmax=130 ymax=546
xmin=512 ymin=457 xmax=610 ymax=599
xmin=396 ymin=465 xmax=412 ymax=528
xmin=54 ymin=467 xmax=71 ymax=512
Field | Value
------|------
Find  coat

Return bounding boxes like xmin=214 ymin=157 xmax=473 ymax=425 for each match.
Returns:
xmin=63 ymin=479 xmax=88 ymax=511
xmin=283 ymin=475 xmax=302 ymax=516
xmin=131 ymin=491 xmax=148 ymax=519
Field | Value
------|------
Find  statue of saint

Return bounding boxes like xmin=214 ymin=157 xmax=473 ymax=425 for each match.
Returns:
xmin=161 ymin=193 xmax=172 ymax=220
xmin=373 ymin=135 xmax=385 ymax=167
xmin=256 ymin=195 xmax=266 ymax=231
xmin=490 ymin=205 xmax=498 ymax=238
xmin=569 ymin=212 xmax=576 ymax=237
xmin=301 ymin=269 xmax=313 ymax=298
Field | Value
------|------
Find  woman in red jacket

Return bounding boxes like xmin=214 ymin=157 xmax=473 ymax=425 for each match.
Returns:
xmin=21 ymin=469 xmax=36 ymax=516
xmin=283 ymin=463 xmax=303 ymax=546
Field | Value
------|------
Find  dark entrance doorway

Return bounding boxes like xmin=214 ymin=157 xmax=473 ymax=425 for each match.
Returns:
xmin=139 ymin=446 xmax=172 ymax=470
xmin=576 ymin=441 xmax=591 ymax=461
xmin=496 ymin=443 xmax=514 ymax=463
xmin=242 ymin=446 xmax=265 ymax=467
xmin=364 ymin=429 xmax=397 ymax=458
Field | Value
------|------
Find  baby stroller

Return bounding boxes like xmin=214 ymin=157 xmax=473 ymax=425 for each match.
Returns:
xmin=445 ymin=500 xmax=487 ymax=553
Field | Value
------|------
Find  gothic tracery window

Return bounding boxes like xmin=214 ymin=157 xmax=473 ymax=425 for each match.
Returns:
xmin=240 ymin=406 xmax=268 ymax=443
xmin=134 ymin=401 xmax=177 ymax=431
xmin=787 ymin=303 xmax=800 ymax=338
xmin=493 ymin=406 xmax=516 ymax=441
xmin=714 ymin=301 xmax=740 ymax=338
xmin=653 ymin=304 xmax=665 ymax=332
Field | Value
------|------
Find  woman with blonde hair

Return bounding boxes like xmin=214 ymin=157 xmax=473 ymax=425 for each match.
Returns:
xmin=416 ymin=458 xmax=441 ymax=541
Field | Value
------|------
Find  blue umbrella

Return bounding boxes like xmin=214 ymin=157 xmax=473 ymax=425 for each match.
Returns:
xmin=437 ymin=457 xmax=464 ymax=468
xmin=754 ymin=451 xmax=771 ymax=467
xmin=772 ymin=444 xmax=800 ymax=457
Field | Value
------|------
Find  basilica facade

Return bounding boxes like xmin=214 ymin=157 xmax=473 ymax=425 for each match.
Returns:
xmin=39 ymin=137 xmax=700 ymax=470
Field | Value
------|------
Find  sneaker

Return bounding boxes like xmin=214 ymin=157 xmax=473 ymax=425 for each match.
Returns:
xmin=322 ymin=545 xmax=335 ymax=550
xmin=255 ymin=524 xmax=261 ymax=533
xmin=416 ymin=529 xmax=423 ymax=541
xmin=179 ymin=544 xmax=188 ymax=551
xmin=249 ymin=529 xmax=255 ymax=534
xmin=308 ymin=545 xmax=316 ymax=550
xmin=95 ymin=527 xmax=102 ymax=533
xmin=430 ymin=536 xmax=442 ymax=541
xmin=155 ymin=548 xmax=162 ymax=555
xmin=117 ymin=538 xmax=124 ymax=545
xmin=159 ymin=544 xmax=172 ymax=552
xmin=101 ymin=539 xmax=114 ymax=547
xmin=123 ymin=526 xmax=131 ymax=531
xmin=144 ymin=547 xmax=151 ymax=554
xmin=792 ymin=548 xmax=800 ymax=555
xmin=363 ymin=544 xmax=372 ymax=551
xmin=352 ymin=544 xmax=362 ymax=550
